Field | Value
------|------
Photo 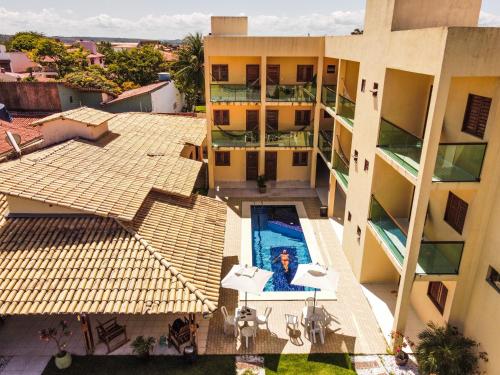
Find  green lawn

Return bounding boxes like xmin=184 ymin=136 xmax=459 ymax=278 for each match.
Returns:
xmin=42 ymin=354 xmax=356 ymax=375
xmin=264 ymin=354 xmax=356 ymax=375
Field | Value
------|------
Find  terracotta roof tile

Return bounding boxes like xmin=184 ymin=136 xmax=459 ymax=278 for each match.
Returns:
xmin=104 ymin=82 xmax=168 ymax=105
xmin=0 ymin=113 xmax=46 ymax=155
xmin=31 ymin=107 xmax=116 ymax=127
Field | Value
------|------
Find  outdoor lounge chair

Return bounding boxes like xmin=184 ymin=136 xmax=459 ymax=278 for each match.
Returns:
xmin=168 ymin=317 xmax=191 ymax=353
xmin=96 ymin=317 xmax=129 ymax=354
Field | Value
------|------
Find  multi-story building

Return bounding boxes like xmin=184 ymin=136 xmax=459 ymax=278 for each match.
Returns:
xmin=204 ymin=0 xmax=500 ymax=371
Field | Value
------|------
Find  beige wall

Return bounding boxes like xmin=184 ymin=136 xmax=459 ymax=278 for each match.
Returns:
xmin=39 ymin=119 xmax=109 ymax=147
xmin=211 ymin=16 xmax=248 ymax=36
xmin=267 ymin=57 xmax=317 ymax=85
xmin=210 ymin=56 xmax=261 ymax=84
xmin=339 ymin=60 xmax=359 ymax=101
xmin=276 ymin=150 xmax=311 ymax=182
xmin=360 ymin=230 xmax=401 ymax=283
xmin=265 ymin=106 xmax=314 ymax=131
xmin=214 ymin=150 xmax=247 ymax=182
xmin=7 ymin=195 xmax=84 ymax=215
xmin=211 ymin=104 xmax=261 ymax=131
xmin=381 ymin=69 xmax=434 ymax=137
xmin=323 ymin=58 xmax=339 ymax=85
xmin=410 ymin=280 xmax=456 ymax=325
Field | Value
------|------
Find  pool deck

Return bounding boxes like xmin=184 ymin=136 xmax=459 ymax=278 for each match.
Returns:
xmin=205 ymin=191 xmax=388 ymax=355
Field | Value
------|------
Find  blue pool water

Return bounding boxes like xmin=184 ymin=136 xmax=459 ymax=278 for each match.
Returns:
xmin=251 ymin=205 xmax=316 ymax=292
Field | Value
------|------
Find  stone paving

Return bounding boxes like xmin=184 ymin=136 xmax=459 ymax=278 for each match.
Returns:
xmin=205 ymin=195 xmax=388 ymax=355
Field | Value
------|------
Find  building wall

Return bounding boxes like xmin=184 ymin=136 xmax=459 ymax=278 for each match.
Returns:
xmin=210 ymin=56 xmax=261 ymax=83
xmin=214 ymin=150 xmax=247 ymax=182
xmin=410 ymin=280 xmax=456 ymax=325
xmin=6 ymin=195 xmax=84 ymax=215
xmin=276 ymin=150 xmax=311 ymax=182
xmin=151 ymin=82 xmax=183 ymax=113
xmin=266 ymin=57 xmax=317 ymax=84
xmin=105 ymin=94 xmax=153 ymax=113
xmin=211 ymin=104 xmax=261 ymax=131
xmin=38 ymin=118 xmax=109 ymax=147
xmin=0 ymin=82 xmax=62 ymax=111
xmin=58 ymin=85 xmax=107 ymax=111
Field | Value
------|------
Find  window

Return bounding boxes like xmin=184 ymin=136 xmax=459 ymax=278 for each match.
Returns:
xmin=69 ymin=96 xmax=73 ymax=103
xmin=295 ymin=110 xmax=311 ymax=126
xmin=297 ymin=65 xmax=314 ymax=82
xmin=213 ymin=110 xmax=230 ymax=125
xmin=327 ymin=64 xmax=336 ymax=74
xmin=462 ymin=94 xmax=492 ymax=138
xmin=212 ymin=64 xmax=228 ymax=81
xmin=347 ymin=211 xmax=352 ymax=221
xmin=361 ymin=79 xmax=366 ymax=92
xmin=215 ymin=151 xmax=230 ymax=166
xmin=364 ymin=159 xmax=369 ymax=171
xmin=486 ymin=266 xmax=500 ymax=293
xmin=427 ymin=281 xmax=448 ymax=314
xmin=292 ymin=152 xmax=308 ymax=166
xmin=444 ymin=192 xmax=468 ymax=234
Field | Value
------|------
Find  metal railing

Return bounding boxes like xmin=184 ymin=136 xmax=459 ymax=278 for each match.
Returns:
xmin=210 ymin=84 xmax=261 ymax=102
xmin=265 ymin=130 xmax=313 ymax=147
xmin=318 ymin=131 xmax=332 ymax=165
xmin=333 ymin=150 xmax=349 ymax=189
xmin=266 ymin=84 xmax=316 ymax=102
xmin=434 ymin=143 xmax=487 ymax=182
xmin=211 ymin=130 xmax=259 ymax=148
xmin=321 ymin=85 xmax=336 ymax=110
xmin=337 ymin=94 xmax=355 ymax=126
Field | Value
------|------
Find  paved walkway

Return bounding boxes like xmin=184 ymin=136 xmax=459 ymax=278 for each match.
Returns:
xmin=206 ymin=195 xmax=387 ymax=355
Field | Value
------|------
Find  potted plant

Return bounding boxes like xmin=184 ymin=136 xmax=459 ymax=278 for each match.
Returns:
xmin=131 ymin=336 xmax=156 ymax=359
xmin=416 ymin=322 xmax=488 ymax=375
xmin=39 ymin=320 xmax=73 ymax=369
xmin=257 ymin=175 xmax=267 ymax=194
xmin=389 ymin=330 xmax=414 ymax=366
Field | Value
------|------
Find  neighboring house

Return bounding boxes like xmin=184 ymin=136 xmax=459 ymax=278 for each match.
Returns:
xmin=0 ymin=45 xmax=40 ymax=73
xmin=77 ymin=40 xmax=105 ymax=66
xmin=0 ymin=107 xmax=225 ymax=355
xmin=102 ymin=81 xmax=183 ymax=113
xmin=0 ymin=110 xmax=46 ymax=160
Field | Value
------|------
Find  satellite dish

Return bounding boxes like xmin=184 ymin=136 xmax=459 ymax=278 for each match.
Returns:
xmin=5 ymin=131 xmax=21 ymax=155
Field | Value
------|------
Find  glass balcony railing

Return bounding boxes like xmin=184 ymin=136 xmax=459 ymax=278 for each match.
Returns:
xmin=265 ymin=131 xmax=313 ymax=147
xmin=211 ymin=130 xmax=259 ymax=148
xmin=266 ymin=84 xmax=316 ymax=102
xmin=333 ymin=150 xmax=349 ymax=189
xmin=378 ymin=119 xmax=487 ymax=182
xmin=210 ymin=84 xmax=260 ymax=102
xmin=434 ymin=143 xmax=487 ymax=182
xmin=369 ymin=195 xmax=464 ymax=275
xmin=321 ymin=85 xmax=337 ymax=111
xmin=377 ymin=118 xmax=423 ymax=177
xmin=337 ymin=94 xmax=355 ymax=127
xmin=418 ymin=241 xmax=464 ymax=275
xmin=318 ymin=131 xmax=332 ymax=165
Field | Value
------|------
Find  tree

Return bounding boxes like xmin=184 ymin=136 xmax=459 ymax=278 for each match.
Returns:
xmin=32 ymin=38 xmax=87 ymax=78
xmin=97 ymin=41 xmax=117 ymax=65
xmin=106 ymin=45 xmax=168 ymax=86
xmin=351 ymin=28 xmax=364 ymax=35
xmin=171 ymin=33 xmax=204 ymax=109
xmin=7 ymin=31 xmax=45 ymax=51
xmin=63 ymin=69 xmax=121 ymax=96
xmin=416 ymin=322 xmax=488 ymax=375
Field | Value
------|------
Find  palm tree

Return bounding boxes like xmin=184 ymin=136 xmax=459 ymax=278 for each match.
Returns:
xmin=172 ymin=32 xmax=204 ymax=110
xmin=416 ymin=322 xmax=488 ymax=375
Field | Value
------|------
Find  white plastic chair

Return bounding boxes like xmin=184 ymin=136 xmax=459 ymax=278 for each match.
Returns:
xmin=256 ymin=307 xmax=272 ymax=331
xmin=310 ymin=321 xmax=325 ymax=344
xmin=285 ymin=314 xmax=299 ymax=332
xmin=221 ymin=306 xmax=237 ymax=337
xmin=305 ymin=297 xmax=315 ymax=307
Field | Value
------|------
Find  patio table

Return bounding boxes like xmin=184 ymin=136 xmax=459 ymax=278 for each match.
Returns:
xmin=235 ymin=306 xmax=257 ymax=325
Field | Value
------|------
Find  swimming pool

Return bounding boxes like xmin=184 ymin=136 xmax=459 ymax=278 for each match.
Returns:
xmin=251 ymin=205 xmax=316 ymax=292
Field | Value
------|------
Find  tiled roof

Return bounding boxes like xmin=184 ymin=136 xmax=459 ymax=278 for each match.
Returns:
xmin=0 ymin=113 xmax=45 ymax=155
xmin=0 ymin=192 xmax=226 ymax=315
xmin=127 ymin=192 xmax=227 ymax=304
xmin=0 ymin=112 xmax=207 ymax=221
xmin=103 ymin=82 xmax=168 ymax=105
xmin=31 ymin=107 xmax=116 ymax=127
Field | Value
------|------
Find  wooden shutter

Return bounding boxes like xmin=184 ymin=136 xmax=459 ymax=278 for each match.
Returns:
xmin=267 ymin=65 xmax=280 ymax=84
xmin=444 ymin=192 xmax=468 ymax=234
xmin=246 ymin=110 xmax=259 ymax=131
xmin=462 ymin=94 xmax=492 ymax=138
xmin=215 ymin=151 xmax=230 ymax=166
xmin=212 ymin=64 xmax=228 ymax=81
xmin=292 ymin=152 xmax=308 ymax=166
xmin=213 ymin=110 xmax=230 ymax=125
xmin=297 ymin=65 xmax=313 ymax=82
xmin=295 ymin=110 xmax=311 ymax=126
xmin=266 ymin=110 xmax=279 ymax=131
xmin=427 ymin=282 xmax=448 ymax=314
xmin=246 ymin=65 xmax=260 ymax=85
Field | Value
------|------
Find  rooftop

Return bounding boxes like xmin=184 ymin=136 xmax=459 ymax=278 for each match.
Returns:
xmin=103 ymin=82 xmax=168 ymax=105
xmin=31 ymin=107 xmax=116 ymax=127
xmin=0 ymin=111 xmax=49 ymax=156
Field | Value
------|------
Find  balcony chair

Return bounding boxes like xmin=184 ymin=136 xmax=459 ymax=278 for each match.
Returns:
xmin=221 ymin=306 xmax=237 ymax=337
xmin=95 ymin=317 xmax=129 ymax=354
xmin=256 ymin=307 xmax=272 ymax=331
xmin=168 ymin=317 xmax=191 ymax=353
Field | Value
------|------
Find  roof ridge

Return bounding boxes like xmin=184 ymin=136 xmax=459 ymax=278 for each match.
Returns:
xmin=113 ymin=217 xmax=217 ymax=313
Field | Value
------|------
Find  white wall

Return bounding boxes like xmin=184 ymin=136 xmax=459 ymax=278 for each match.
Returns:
xmin=151 ymin=81 xmax=184 ymax=113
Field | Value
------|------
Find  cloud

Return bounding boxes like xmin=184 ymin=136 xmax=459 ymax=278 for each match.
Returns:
xmin=479 ymin=11 xmax=500 ymax=27
xmin=1 ymin=7 xmax=498 ymax=40
xmin=0 ymin=7 xmax=364 ymax=39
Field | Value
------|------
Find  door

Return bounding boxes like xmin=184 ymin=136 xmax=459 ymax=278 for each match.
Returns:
xmin=266 ymin=110 xmax=279 ymax=131
xmin=265 ymin=152 xmax=277 ymax=181
xmin=246 ymin=110 xmax=259 ymax=131
xmin=267 ymin=65 xmax=280 ymax=84
xmin=246 ymin=151 xmax=258 ymax=181
xmin=246 ymin=65 xmax=260 ymax=85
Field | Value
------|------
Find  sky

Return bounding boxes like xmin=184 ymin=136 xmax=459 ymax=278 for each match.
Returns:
xmin=0 ymin=0 xmax=500 ymax=39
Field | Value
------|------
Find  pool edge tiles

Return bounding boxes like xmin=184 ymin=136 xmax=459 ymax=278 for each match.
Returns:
xmin=241 ymin=201 xmax=338 ymax=301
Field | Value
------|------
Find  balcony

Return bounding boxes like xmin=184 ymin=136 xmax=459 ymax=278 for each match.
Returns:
xmin=333 ymin=150 xmax=349 ymax=190
xmin=337 ymin=95 xmax=355 ymax=127
xmin=210 ymin=84 xmax=260 ymax=102
xmin=211 ymin=130 xmax=259 ymax=148
xmin=377 ymin=118 xmax=487 ymax=182
xmin=368 ymin=195 xmax=464 ymax=275
xmin=266 ymin=84 xmax=316 ymax=102
xmin=321 ymin=85 xmax=336 ymax=111
xmin=265 ymin=131 xmax=313 ymax=147
xmin=318 ymin=131 xmax=332 ymax=165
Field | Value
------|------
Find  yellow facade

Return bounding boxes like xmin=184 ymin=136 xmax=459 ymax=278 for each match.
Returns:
xmin=205 ymin=1 xmax=500 ymax=371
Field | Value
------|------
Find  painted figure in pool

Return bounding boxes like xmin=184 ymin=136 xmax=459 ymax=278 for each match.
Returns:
xmin=273 ymin=249 xmax=292 ymax=273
